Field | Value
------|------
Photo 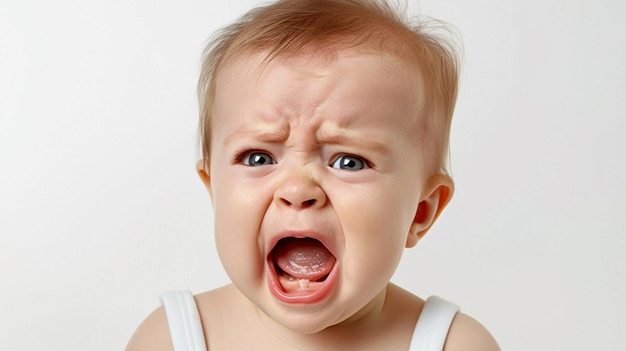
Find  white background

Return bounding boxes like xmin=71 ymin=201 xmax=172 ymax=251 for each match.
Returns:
xmin=1 ymin=0 xmax=625 ymax=350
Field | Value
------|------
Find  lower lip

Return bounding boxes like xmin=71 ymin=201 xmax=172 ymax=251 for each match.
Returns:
xmin=267 ymin=260 xmax=339 ymax=304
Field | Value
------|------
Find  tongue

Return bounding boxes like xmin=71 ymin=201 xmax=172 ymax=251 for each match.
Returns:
xmin=273 ymin=238 xmax=336 ymax=281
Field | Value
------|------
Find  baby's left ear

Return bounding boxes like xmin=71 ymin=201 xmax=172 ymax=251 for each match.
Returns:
xmin=406 ymin=174 xmax=454 ymax=248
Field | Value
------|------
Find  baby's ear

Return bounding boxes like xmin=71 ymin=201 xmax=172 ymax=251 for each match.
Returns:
xmin=196 ymin=160 xmax=213 ymax=199
xmin=406 ymin=174 xmax=454 ymax=248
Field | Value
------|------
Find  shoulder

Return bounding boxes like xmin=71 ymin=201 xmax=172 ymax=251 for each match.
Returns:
xmin=125 ymin=305 xmax=174 ymax=351
xmin=444 ymin=312 xmax=501 ymax=351
xmin=125 ymin=287 xmax=236 ymax=351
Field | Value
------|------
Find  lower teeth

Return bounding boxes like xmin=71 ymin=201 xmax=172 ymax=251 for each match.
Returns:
xmin=298 ymin=279 xmax=310 ymax=291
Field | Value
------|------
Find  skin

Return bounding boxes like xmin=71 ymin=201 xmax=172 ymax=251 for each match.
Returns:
xmin=126 ymin=49 xmax=500 ymax=351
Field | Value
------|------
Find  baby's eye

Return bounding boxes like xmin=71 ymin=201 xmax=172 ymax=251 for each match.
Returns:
xmin=330 ymin=155 xmax=367 ymax=170
xmin=242 ymin=152 xmax=276 ymax=166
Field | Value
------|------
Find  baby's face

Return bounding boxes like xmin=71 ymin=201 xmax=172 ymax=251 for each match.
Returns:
xmin=206 ymin=49 xmax=430 ymax=333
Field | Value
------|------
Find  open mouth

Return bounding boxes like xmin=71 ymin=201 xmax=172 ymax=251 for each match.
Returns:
xmin=268 ymin=237 xmax=338 ymax=303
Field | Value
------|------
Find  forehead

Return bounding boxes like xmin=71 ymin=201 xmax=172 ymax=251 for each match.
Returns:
xmin=212 ymin=48 xmax=426 ymax=136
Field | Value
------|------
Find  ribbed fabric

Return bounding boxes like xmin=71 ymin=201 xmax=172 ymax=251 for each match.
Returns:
xmin=408 ymin=296 xmax=460 ymax=351
xmin=161 ymin=291 xmax=207 ymax=351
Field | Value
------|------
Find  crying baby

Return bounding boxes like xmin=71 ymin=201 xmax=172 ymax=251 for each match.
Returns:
xmin=126 ymin=1 xmax=500 ymax=350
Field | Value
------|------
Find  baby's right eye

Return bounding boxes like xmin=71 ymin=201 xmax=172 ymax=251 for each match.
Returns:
xmin=241 ymin=151 xmax=276 ymax=166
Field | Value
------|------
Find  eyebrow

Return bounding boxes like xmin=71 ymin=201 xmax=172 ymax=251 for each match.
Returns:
xmin=316 ymin=126 xmax=390 ymax=154
xmin=223 ymin=118 xmax=390 ymax=154
xmin=224 ymin=122 xmax=290 ymax=145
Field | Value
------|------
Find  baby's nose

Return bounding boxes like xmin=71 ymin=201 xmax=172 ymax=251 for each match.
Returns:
xmin=274 ymin=173 xmax=326 ymax=210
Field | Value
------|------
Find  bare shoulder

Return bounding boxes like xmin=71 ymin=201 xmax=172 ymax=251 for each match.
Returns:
xmin=444 ymin=312 xmax=501 ymax=351
xmin=125 ymin=305 xmax=174 ymax=351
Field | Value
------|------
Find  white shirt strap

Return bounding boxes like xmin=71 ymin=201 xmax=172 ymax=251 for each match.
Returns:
xmin=161 ymin=291 xmax=207 ymax=351
xmin=409 ymin=296 xmax=460 ymax=351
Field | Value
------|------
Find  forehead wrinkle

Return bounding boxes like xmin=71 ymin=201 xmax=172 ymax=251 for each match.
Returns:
xmin=223 ymin=117 xmax=290 ymax=145
xmin=316 ymin=121 xmax=389 ymax=154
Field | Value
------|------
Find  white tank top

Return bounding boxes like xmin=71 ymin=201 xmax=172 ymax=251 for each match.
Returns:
xmin=161 ymin=291 xmax=459 ymax=351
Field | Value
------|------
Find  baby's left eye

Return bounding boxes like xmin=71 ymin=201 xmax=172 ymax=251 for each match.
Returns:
xmin=330 ymin=155 xmax=368 ymax=170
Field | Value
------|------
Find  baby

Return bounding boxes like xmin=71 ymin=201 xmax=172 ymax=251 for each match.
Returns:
xmin=127 ymin=0 xmax=500 ymax=350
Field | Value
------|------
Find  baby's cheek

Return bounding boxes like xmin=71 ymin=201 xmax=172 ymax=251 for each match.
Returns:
xmin=340 ymin=203 xmax=406 ymax=273
xmin=215 ymin=234 xmax=265 ymax=296
xmin=214 ymin=204 xmax=265 ymax=278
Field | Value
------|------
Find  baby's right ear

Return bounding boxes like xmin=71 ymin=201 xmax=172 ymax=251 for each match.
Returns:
xmin=195 ymin=160 xmax=213 ymax=199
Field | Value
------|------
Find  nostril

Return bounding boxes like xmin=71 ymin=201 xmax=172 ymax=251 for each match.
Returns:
xmin=279 ymin=198 xmax=316 ymax=208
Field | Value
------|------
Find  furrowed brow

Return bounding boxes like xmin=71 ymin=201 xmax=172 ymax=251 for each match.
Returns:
xmin=316 ymin=127 xmax=389 ymax=154
xmin=224 ymin=123 xmax=290 ymax=145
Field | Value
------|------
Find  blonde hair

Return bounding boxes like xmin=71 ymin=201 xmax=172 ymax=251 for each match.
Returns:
xmin=198 ymin=0 xmax=461 ymax=174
